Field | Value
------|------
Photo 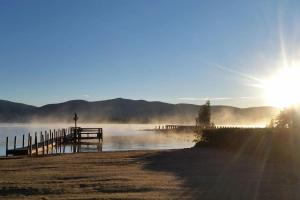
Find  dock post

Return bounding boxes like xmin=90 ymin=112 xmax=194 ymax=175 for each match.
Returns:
xmin=14 ymin=136 xmax=17 ymax=150
xmin=53 ymin=131 xmax=55 ymax=154
xmin=63 ymin=130 xmax=66 ymax=153
xmin=45 ymin=131 xmax=48 ymax=155
xmin=51 ymin=131 xmax=54 ymax=154
xmin=46 ymin=132 xmax=49 ymax=155
xmin=22 ymin=134 xmax=25 ymax=148
xmin=49 ymin=130 xmax=52 ymax=153
xmin=58 ymin=131 xmax=61 ymax=154
xmin=49 ymin=130 xmax=52 ymax=146
xmin=56 ymin=131 xmax=58 ymax=154
xmin=42 ymin=134 xmax=45 ymax=156
xmin=98 ymin=129 xmax=101 ymax=142
xmin=49 ymin=131 xmax=51 ymax=154
xmin=35 ymin=133 xmax=38 ymax=156
xmin=55 ymin=131 xmax=57 ymax=154
xmin=60 ymin=131 xmax=62 ymax=154
xmin=58 ymin=130 xmax=61 ymax=154
xmin=30 ymin=136 xmax=32 ymax=156
xmin=41 ymin=131 xmax=43 ymax=154
xmin=6 ymin=137 xmax=8 ymax=157
xmin=60 ymin=131 xmax=63 ymax=153
xmin=58 ymin=131 xmax=60 ymax=153
xmin=27 ymin=133 xmax=31 ymax=155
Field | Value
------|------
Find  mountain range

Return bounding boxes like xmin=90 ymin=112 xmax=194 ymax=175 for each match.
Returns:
xmin=0 ymin=98 xmax=279 ymax=125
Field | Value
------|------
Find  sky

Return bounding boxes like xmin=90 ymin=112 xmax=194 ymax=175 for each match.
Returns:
xmin=1 ymin=0 xmax=300 ymax=107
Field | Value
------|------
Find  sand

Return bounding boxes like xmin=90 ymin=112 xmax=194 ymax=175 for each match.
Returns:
xmin=1 ymin=148 xmax=300 ymax=200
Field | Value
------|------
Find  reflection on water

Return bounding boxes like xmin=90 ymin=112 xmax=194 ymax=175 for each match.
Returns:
xmin=0 ymin=124 xmax=195 ymax=156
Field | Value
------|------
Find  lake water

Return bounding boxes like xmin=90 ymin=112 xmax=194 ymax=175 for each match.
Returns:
xmin=0 ymin=124 xmax=195 ymax=156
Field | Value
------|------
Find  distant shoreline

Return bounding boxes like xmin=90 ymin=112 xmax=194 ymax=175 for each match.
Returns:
xmin=0 ymin=98 xmax=279 ymax=125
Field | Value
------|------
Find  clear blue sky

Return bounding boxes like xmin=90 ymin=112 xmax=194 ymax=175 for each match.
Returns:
xmin=1 ymin=0 xmax=299 ymax=107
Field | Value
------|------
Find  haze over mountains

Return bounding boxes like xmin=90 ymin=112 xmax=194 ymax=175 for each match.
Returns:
xmin=0 ymin=98 xmax=279 ymax=125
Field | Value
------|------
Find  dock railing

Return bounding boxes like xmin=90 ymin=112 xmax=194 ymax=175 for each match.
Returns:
xmin=5 ymin=127 xmax=103 ymax=157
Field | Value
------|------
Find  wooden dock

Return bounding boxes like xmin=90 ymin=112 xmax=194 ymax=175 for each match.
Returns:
xmin=152 ymin=124 xmax=264 ymax=133
xmin=152 ymin=125 xmax=196 ymax=133
xmin=5 ymin=127 xmax=103 ymax=157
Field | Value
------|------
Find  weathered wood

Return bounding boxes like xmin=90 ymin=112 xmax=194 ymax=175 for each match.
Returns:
xmin=42 ymin=134 xmax=45 ymax=155
xmin=22 ymin=134 xmax=25 ymax=148
xmin=51 ymin=131 xmax=54 ymax=154
xmin=35 ymin=133 xmax=38 ymax=156
xmin=46 ymin=132 xmax=49 ymax=155
xmin=59 ymin=131 xmax=62 ymax=154
xmin=29 ymin=135 xmax=32 ymax=156
xmin=55 ymin=131 xmax=58 ymax=154
xmin=27 ymin=133 xmax=30 ymax=155
xmin=57 ymin=130 xmax=60 ymax=154
xmin=6 ymin=137 xmax=8 ymax=157
xmin=14 ymin=136 xmax=17 ymax=150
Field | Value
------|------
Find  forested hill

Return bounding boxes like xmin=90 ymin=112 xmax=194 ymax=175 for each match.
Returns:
xmin=0 ymin=98 xmax=279 ymax=125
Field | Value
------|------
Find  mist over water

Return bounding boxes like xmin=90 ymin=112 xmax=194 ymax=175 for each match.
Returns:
xmin=0 ymin=123 xmax=195 ymax=156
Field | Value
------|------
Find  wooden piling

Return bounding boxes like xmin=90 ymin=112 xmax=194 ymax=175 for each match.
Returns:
xmin=57 ymin=130 xmax=60 ymax=154
xmin=42 ymin=134 xmax=45 ymax=155
xmin=57 ymin=131 xmax=59 ymax=154
xmin=28 ymin=133 xmax=31 ymax=155
xmin=22 ymin=134 xmax=25 ymax=148
xmin=46 ymin=132 xmax=49 ymax=155
xmin=98 ymin=129 xmax=100 ymax=142
xmin=61 ymin=131 xmax=63 ymax=153
xmin=6 ymin=137 xmax=8 ymax=157
xmin=56 ymin=131 xmax=58 ymax=154
xmin=35 ymin=133 xmax=38 ymax=156
xmin=51 ymin=131 xmax=54 ymax=154
xmin=14 ymin=136 xmax=17 ymax=150
xmin=59 ymin=131 xmax=62 ymax=154
xmin=30 ymin=136 xmax=32 ymax=156
xmin=63 ymin=131 xmax=66 ymax=153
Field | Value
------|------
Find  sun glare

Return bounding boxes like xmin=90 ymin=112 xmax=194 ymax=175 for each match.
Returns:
xmin=263 ymin=66 xmax=300 ymax=108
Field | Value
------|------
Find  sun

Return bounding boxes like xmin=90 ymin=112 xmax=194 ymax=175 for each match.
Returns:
xmin=263 ymin=66 xmax=300 ymax=108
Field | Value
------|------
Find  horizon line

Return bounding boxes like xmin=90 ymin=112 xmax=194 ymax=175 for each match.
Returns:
xmin=0 ymin=97 xmax=276 ymax=109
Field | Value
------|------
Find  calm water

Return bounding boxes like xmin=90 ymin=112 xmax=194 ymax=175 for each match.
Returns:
xmin=0 ymin=124 xmax=195 ymax=156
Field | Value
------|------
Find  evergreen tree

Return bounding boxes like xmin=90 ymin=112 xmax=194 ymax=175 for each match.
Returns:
xmin=276 ymin=107 xmax=300 ymax=128
xmin=196 ymin=100 xmax=211 ymax=132
xmin=273 ymin=106 xmax=300 ymax=129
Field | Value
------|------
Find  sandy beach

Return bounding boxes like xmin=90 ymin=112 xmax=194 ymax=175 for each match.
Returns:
xmin=1 ymin=148 xmax=300 ymax=200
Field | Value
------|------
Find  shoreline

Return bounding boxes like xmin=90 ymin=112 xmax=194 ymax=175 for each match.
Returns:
xmin=0 ymin=148 xmax=190 ymax=159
